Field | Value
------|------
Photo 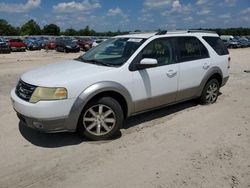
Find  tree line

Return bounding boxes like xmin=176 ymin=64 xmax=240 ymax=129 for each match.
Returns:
xmin=0 ymin=19 xmax=250 ymax=36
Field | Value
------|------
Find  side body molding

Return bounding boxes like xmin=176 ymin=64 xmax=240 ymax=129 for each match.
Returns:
xmin=65 ymin=81 xmax=133 ymax=131
xmin=195 ymin=66 xmax=223 ymax=97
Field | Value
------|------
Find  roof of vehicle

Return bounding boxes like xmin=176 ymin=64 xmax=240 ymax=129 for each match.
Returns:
xmin=115 ymin=30 xmax=218 ymax=39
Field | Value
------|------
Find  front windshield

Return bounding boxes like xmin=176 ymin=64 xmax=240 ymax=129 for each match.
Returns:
xmin=79 ymin=37 xmax=145 ymax=66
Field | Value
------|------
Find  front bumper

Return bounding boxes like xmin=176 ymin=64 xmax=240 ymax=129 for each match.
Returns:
xmin=17 ymin=112 xmax=70 ymax=132
xmin=66 ymin=47 xmax=80 ymax=52
xmin=11 ymin=89 xmax=77 ymax=132
xmin=11 ymin=46 xmax=26 ymax=51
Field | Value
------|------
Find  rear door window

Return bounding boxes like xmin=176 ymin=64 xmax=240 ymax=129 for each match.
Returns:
xmin=202 ymin=36 xmax=229 ymax=55
xmin=176 ymin=37 xmax=209 ymax=62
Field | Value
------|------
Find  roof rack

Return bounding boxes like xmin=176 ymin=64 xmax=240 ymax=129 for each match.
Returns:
xmin=155 ymin=30 xmax=168 ymax=35
xmin=155 ymin=30 xmax=217 ymax=35
xmin=187 ymin=30 xmax=217 ymax=34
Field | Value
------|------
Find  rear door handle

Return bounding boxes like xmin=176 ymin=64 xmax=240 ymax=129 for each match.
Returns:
xmin=166 ymin=70 xmax=177 ymax=77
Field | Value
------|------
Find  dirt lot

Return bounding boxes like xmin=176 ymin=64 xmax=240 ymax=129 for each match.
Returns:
xmin=0 ymin=49 xmax=250 ymax=188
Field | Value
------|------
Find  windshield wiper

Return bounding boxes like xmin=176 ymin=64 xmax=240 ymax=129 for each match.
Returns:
xmin=82 ymin=58 xmax=116 ymax=67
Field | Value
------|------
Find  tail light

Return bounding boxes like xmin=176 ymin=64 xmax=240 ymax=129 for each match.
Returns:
xmin=228 ymin=56 xmax=231 ymax=69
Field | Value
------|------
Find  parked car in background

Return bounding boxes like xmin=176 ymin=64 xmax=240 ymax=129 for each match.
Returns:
xmin=26 ymin=40 xmax=41 ymax=50
xmin=45 ymin=40 xmax=56 ymax=50
xmin=76 ymin=38 xmax=92 ymax=51
xmin=37 ymin=38 xmax=48 ymax=49
xmin=8 ymin=38 xmax=26 ymax=52
xmin=238 ymin=39 xmax=249 ymax=48
xmin=0 ymin=37 xmax=10 ymax=53
xmin=92 ymin=39 xmax=107 ymax=47
xmin=55 ymin=39 xmax=80 ymax=53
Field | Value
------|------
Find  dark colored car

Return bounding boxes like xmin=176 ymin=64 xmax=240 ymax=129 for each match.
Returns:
xmin=76 ymin=38 xmax=93 ymax=51
xmin=0 ymin=38 xmax=11 ymax=53
xmin=37 ymin=38 xmax=48 ymax=49
xmin=55 ymin=39 xmax=80 ymax=53
xmin=8 ymin=38 xmax=26 ymax=52
xmin=26 ymin=40 xmax=41 ymax=50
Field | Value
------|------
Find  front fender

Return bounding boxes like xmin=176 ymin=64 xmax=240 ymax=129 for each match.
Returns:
xmin=65 ymin=81 xmax=133 ymax=131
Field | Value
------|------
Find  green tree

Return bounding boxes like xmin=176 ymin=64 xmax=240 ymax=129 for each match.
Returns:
xmin=64 ymin=28 xmax=77 ymax=36
xmin=20 ymin=19 xmax=41 ymax=35
xmin=43 ymin=24 xmax=60 ymax=36
xmin=0 ymin=19 xmax=19 ymax=35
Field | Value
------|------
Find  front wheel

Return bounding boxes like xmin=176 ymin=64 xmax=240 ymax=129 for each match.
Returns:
xmin=200 ymin=79 xmax=220 ymax=104
xmin=78 ymin=97 xmax=124 ymax=140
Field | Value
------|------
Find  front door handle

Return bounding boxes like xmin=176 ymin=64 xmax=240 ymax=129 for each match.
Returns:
xmin=166 ymin=70 xmax=177 ymax=77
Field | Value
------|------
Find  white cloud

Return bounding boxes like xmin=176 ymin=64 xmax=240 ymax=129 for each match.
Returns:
xmin=107 ymin=7 xmax=123 ymax=16
xmin=219 ymin=13 xmax=231 ymax=19
xmin=53 ymin=0 xmax=101 ymax=13
xmin=172 ymin=0 xmax=181 ymax=11
xmin=0 ymin=0 xmax=41 ymax=13
xmin=224 ymin=0 xmax=236 ymax=6
xmin=199 ymin=19 xmax=206 ymax=24
xmin=138 ymin=13 xmax=154 ymax=22
xmin=162 ymin=2 xmax=191 ymax=15
xmin=242 ymin=17 xmax=250 ymax=23
xmin=196 ymin=0 xmax=207 ymax=5
xmin=197 ymin=9 xmax=210 ymax=15
xmin=241 ymin=7 xmax=250 ymax=14
xmin=144 ymin=0 xmax=172 ymax=9
xmin=184 ymin=16 xmax=193 ymax=22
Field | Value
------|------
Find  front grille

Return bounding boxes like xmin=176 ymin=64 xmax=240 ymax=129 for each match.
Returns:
xmin=15 ymin=80 xmax=37 ymax=102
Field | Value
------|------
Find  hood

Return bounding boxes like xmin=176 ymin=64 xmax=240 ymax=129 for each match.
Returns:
xmin=21 ymin=60 xmax=114 ymax=87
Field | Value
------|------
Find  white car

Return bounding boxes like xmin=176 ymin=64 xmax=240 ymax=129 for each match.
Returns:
xmin=92 ymin=39 xmax=107 ymax=47
xmin=11 ymin=30 xmax=230 ymax=140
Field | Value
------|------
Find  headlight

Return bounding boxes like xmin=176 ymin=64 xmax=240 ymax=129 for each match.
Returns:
xmin=30 ymin=87 xmax=67 ymax=103
xmin=66 ymin=45 xmax=71 ymax=48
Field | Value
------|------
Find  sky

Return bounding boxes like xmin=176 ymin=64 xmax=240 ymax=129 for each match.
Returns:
xmin=0 ymin=0 xmax=249 ymax=32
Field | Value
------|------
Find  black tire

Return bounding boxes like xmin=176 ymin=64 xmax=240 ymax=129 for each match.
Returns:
xmin=64 ymin=48 xmax=68 ymax=53
xmin=78 ymin=97 xmax=124 ymax=141
xmin=200 ymin=79 xmax=220 ymax=105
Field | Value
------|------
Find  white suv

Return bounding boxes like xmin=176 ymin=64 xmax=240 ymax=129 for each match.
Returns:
xmin=11 ymin=30 xmax=230 ymax=140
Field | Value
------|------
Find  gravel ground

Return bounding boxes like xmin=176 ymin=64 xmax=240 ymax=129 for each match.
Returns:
xmin=0 ymin=49 xmax=250 ymax=188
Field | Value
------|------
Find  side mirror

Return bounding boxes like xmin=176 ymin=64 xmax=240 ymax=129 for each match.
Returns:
xmin=136 ymin=58 xmax=158 ymax=70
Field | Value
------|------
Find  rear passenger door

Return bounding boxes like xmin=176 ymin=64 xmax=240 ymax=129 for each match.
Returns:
xmin=175 ymin=36 xmax=210 ymax=101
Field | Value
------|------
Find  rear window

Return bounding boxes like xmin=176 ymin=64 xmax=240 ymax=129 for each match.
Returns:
xmin=176 ymin=37 xmax=209 ymax=62
xmin=202 ymin=37 xmax=229 ymax=55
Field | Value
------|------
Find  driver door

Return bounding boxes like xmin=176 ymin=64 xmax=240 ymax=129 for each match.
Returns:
xmin=131 ymin=38 xmax=179 ymax=113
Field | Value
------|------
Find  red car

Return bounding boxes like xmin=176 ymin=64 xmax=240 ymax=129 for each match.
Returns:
xmin=45 ymin=40 xmax=56 ymax=50
xmin=8 ymin=39 xmax=26 ymax=52
xmin=76 ymin=38 xmax=93 ymax=51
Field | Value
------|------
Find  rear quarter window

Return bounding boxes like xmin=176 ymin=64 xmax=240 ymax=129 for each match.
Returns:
xmin=202 ymin=36 xmax=229 ymax=56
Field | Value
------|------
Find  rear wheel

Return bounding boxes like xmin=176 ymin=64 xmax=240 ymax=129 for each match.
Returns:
xmin=200 ymin=79 xmax=220 ymax=104
xmin=78 ymin=97 xmax=124 ymax=140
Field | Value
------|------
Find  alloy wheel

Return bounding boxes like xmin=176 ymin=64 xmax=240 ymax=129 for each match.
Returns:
xmin=206 ymin=82 xmax=218 ymax=103
xmin=83 ymin=104 xmax=116 ymax=136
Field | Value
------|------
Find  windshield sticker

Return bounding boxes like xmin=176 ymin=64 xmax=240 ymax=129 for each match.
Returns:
xmin=128 ymin=38 xmax=143 ymax=43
